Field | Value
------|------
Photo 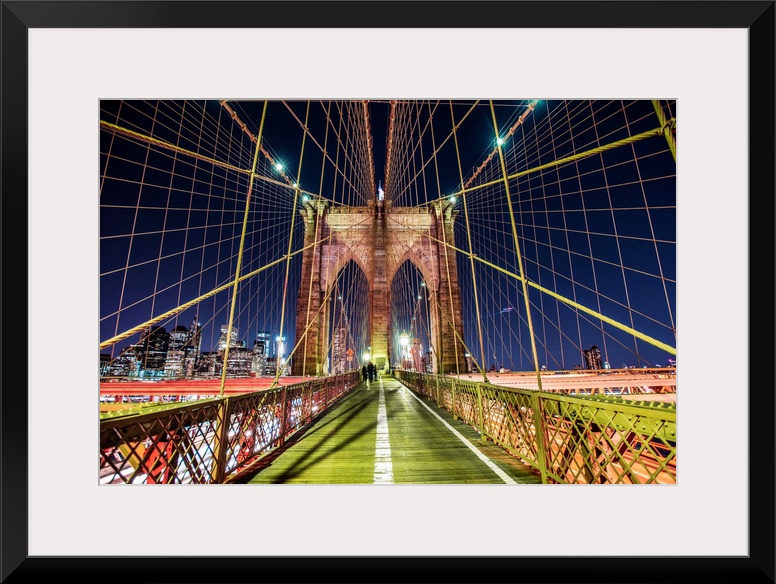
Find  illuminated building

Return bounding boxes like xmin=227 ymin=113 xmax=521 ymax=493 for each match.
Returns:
xmin=163 ymin=350 xmax=185 ymax=378
xmin=583 ymin=345 xmax=603 ymax=370
xmin=164 ymin=318 xmax=201 ymax=378
xmin=464 ymin=353 xmax=475 ymax=374
xmin=218 ymin=325 xmax=240 ymax=351
xmin=252 ymin=331 xmax=271 ymax=377
xmin=224 ymin=346 xmax=251 ymax=377
xmin=136 ymin=326 xmax=169 ymax=376
xmin=331 ymin=326 xmax=348 ymax=374
xmin=99 ymin=354 xmax=111 ymax=376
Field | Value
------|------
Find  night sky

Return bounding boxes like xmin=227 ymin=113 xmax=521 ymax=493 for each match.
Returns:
xmin=100 ymin=99 xmax=676 ymax=371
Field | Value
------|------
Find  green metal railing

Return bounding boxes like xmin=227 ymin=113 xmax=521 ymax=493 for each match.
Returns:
xmin=396 ymin=371 xmax=676 ymax=484
xmin=99 ymin=371 xmax=360 ymax=484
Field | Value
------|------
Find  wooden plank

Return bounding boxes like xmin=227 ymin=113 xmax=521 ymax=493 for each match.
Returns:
xmin=245 ymin=377 xmax=541 ymax=484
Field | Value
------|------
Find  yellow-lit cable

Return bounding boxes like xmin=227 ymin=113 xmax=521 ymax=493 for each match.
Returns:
xmin=218 ymin=100 xmax=268 ymax=397
xmin=435 ymin=120 xmax=677 ymax=203
xmin=400 ymin=223 xmax=677 ymax=357
xmin=99 ymin=232 xmax=339 ymax=350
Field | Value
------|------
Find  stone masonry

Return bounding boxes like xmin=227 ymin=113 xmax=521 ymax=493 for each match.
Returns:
xmin=292 ymin=198 xmax=466 ymax=375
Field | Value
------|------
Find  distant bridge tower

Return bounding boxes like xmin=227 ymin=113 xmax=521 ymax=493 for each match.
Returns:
xmin=292 ymin=198 xmax=466 ymax=376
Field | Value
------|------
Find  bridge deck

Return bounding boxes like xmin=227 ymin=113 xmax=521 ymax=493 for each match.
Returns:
xmin=240 ymin=376 xmax=542 ymax=484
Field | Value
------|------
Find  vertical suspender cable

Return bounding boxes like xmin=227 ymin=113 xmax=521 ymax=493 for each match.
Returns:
xmin=219 ymin=100 xmax=269 ymax=397
xmin=274 ymin=101 xmax=311 ymax=387
xmin=428 ymin=104 xmax=460 ymax=376
xmin=450 ymin=101 xmax=489 ymax=383
xmin=489 ymin=101 xmax=544 ymax=392
xmin=303 ymin=101 xmax=333 ymax=376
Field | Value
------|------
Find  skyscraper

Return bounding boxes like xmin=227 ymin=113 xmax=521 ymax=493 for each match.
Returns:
xmin=252 ymin=331 xmax=271 ymax=377
xmin=138 ymin=326 xmax=169 ymax=373
xmin=218 ymin=325 xmax=239 ymax=351
xmin=331 ymin=326 xmax=348 ymax=374
xmin=164 ymin=319 xmax=201 ymax=378
xmin=583 ymin=345 xmax=603 ymax=370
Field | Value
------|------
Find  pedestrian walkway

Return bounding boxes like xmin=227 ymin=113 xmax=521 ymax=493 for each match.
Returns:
xmin=243 ymin=375 xmax=542 ymax=484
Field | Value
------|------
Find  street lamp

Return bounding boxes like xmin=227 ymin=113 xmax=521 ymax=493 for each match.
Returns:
xmin=399 ymin=331 xmax=410 ymax=369
xmin=399 ymin=331 xmax=410 ymax=349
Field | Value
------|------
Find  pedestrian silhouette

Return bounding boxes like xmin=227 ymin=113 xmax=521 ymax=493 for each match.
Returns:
xmin=367 ymin=361 xmax=375 ymax=382
xmin=361 ymin=364 xmax=368 ymax=383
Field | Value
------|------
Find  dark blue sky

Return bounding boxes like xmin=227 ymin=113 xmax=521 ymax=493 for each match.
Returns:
xmin=100 ymin=99 xmax=676 ymax=370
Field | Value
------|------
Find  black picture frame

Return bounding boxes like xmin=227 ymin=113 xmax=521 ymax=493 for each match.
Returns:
xmin=2 ymin=1 xmax=774 ymax=582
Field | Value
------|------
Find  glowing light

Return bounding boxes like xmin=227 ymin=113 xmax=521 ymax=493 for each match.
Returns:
xmin=399 ymin=332 xmax=410 ymax=348
xmin=302 ymin=194 xmax=309 ymax=202
xmin=449 ymin=196 xmax=457 ymax=204
xmin=275 ymin=162 xmax=283 ymax=171
xmin=363 ymin=352 xmax=371 ymax=362
xmin=497 ymin=137 xmax=505 ymax=146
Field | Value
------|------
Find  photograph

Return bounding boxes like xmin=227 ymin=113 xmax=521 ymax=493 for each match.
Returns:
xmin=98 ymin=98 xmax=678 ymax=487
xmin=4 ymin=0 xmax=773 ymax=582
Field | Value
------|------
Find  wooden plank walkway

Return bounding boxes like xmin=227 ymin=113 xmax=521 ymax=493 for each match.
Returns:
xmin=242 ymin=375 xmax=542 ymax=484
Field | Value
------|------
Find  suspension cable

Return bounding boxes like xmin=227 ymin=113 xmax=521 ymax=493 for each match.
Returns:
xmin=490 ymin=101 xmax=545 ymax=390
xmin=274 ymin=102 xmax=311 ymax=386
xmin=218 ymin=100 xmax=269 ymax=396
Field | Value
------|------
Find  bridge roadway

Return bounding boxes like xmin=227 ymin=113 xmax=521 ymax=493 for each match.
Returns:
xmin=236 ymin=376 xmax=542 ymax=485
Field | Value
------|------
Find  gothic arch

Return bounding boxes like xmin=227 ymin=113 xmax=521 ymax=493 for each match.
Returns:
xmin=386 ymin=239 xmax=439 ymax=294
xmin=292 ymin=199 xmax=466 ymax=376
xmin=321 ymin=245 xmax=370 ymax=297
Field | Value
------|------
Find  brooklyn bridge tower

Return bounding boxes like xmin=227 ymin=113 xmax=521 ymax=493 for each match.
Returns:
xmin=292 ymin=195 xmax=466 ymax=376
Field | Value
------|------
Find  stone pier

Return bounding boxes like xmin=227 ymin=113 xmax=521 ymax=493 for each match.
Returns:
xmin=292 ymin=198 xmax=466 ymax=376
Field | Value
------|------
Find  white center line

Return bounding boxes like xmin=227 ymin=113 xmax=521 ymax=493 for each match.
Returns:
xmin=373 ymin=378 xmax=394 ymax=484
xmin=401 ymin=384 xmax=518 ymax=484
